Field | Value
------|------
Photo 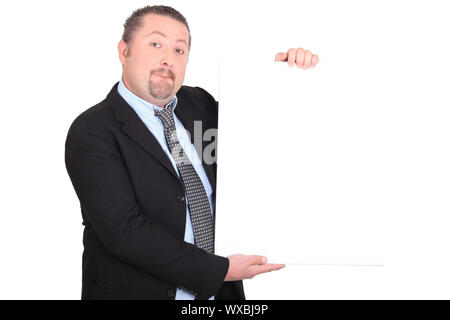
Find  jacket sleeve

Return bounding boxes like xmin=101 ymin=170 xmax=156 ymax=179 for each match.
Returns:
xmin=64 ymin=114 xmax=229 ymax=300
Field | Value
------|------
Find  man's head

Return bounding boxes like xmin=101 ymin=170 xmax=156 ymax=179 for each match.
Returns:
xmin=118 ymin=6 xmax=191 ymax=107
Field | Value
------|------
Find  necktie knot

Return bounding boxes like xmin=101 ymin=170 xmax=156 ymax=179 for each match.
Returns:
xmin=155 ymin=104 xmax=176 ymax=132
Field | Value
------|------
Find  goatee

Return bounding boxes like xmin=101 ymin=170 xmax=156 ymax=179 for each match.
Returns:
xmin=148 ymin=68 xmax=175 ymax=100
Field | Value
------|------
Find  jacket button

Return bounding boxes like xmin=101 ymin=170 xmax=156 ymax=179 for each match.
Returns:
xmin=177 ymin=194 xmax=185 ymax=202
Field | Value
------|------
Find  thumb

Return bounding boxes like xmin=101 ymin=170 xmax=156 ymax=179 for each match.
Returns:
xmin=274 ymin=52 xmax=288 ymax=62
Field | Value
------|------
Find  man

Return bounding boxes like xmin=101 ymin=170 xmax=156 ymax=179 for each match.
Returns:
xmin=65 ymin=5 xmax=319 ymax=300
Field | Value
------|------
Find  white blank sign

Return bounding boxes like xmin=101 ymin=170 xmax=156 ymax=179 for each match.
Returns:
xmin=215 ymin=61 xmax=392 ymax=266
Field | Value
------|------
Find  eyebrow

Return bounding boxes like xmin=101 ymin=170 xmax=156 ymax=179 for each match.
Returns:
xmin=145 ymin=31 xmax=188 ymax=46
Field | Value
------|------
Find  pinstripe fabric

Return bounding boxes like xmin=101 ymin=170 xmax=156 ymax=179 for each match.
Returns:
xmin=65 ymin=82 xmax=245 ymax=300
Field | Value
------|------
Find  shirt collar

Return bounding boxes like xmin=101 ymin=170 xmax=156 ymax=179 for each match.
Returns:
xmin=117 ymin=78 xmax=178 ymax=117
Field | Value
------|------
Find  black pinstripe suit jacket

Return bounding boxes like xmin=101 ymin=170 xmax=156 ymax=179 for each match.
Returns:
xmin=65 ymin=82 xmax=245 ymax=300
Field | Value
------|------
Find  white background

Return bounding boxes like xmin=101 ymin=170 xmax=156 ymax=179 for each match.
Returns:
xmin=0 ymin=0 xmax=449 ymax=299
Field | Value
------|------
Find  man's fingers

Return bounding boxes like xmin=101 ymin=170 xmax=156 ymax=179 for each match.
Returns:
xmin=274 ymin=52 xmax=288 ymax=62
xmin=251 ymin=263 xmax=286 ymax=277
xmin=295 ymin=48 xmax=306 ymax=68
xmin=311 ymin=54 xmax=319 ymax=67
xmin=228 ymin=255 xmax=285 ymax=280
xmin=303 ymin=50 xmax=312 ymax=69
xmin=275 ymin=49 xmax=319 ymax=68
xmin=287 ymin=48 xmax=296 ymax=67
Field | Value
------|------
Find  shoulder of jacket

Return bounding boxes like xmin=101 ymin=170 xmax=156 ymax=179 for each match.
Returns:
xmin=178 ymin=85 xmax=217 ymax=106
xmin=67 ymin=98 xmax=115 ymax=135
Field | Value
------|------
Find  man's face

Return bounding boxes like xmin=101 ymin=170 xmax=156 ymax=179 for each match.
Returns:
xmin=119 ymin=14 xmax=190 ymax=107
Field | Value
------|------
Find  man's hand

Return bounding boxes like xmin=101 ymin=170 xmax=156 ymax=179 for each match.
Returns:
xmin=275 ymin=48 xmax=319 ymax=69
xmin=224 ymin=254 xmax=285 ymax=282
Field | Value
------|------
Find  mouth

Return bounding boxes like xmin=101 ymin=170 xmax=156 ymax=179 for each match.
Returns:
xmin=154 ymin=73 xmax=173 ymax=80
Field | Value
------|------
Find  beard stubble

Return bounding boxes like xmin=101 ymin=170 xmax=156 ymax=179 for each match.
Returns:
xmin=148 ymin=68 xmax=175 ymax=100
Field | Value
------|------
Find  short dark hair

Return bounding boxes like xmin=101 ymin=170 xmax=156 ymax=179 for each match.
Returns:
xmin=122 ymin=5 xmax=191 ymax=49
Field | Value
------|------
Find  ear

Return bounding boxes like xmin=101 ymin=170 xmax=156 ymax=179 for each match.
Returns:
xmin=118 ymin=40 xmax=129 ymax=65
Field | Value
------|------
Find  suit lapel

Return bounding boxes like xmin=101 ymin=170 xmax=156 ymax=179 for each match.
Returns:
xmin=107 ymin=82 xmax=216 ymax=195
xmin=107 ymin=83 xmax=179 ymax=181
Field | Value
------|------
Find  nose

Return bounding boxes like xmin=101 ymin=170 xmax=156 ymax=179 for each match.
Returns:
xmin=160 ymin=48 xmax=174 ymax=68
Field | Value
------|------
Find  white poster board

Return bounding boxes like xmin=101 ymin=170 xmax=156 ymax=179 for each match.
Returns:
xmin=215 ymin=61 xmax=392 ymax=266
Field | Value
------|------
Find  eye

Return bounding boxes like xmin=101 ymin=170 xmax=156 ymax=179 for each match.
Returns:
xmin=175 ymin=48 xmax=185 ymax=55
xmin=150 ymin=42 xmax=161 ymax=48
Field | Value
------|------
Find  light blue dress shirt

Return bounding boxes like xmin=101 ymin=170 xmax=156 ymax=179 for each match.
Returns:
xmin=117 ymin=79 xmax=215 ymax=300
